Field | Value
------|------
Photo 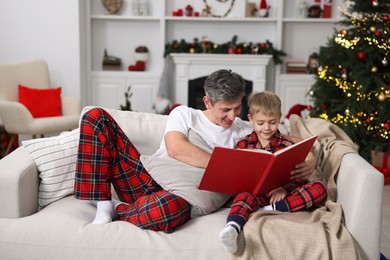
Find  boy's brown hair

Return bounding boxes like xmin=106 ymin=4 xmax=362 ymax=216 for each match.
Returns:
xmin=248 ymin=91 xmax=281 ymax=116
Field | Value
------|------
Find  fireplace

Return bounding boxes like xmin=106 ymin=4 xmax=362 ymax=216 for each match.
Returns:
xmin=170 ymin=54 xmax=273 ymax=116
xmin=188 ymin=76 xmax=253 ymax=120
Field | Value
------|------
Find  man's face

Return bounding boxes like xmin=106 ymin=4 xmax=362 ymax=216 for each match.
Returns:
xmin=203 ymin=96 xmax=242 ymax=128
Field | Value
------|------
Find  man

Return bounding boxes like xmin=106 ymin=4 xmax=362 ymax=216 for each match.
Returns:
xmin=74 ymin=69 xmax=315 ymax=232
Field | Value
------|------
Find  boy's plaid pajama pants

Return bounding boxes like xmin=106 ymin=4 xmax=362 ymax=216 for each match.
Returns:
xmin=74 ymin=108 xmax=190 ymax=233
xmin=227 ymin=181 xmax=327 ymax=228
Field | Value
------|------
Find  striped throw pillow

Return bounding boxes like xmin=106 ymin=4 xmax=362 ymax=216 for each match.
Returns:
xmin=22 ymin=129 xmax=79 ymax=208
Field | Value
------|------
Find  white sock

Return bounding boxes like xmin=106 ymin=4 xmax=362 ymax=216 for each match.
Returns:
xmin=92 ymin=200 xmax=114 ymax=224
xmin=219 ymin=222 xmax=240 ymax=253
xmin=259 ymin=204 xmax=275 ymax=211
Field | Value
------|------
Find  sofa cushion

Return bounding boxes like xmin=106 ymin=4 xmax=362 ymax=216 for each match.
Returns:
xmin=0 ymin=196 xmax=229 ymax=259
xmin=141 ymin=130 xmax=231 ymax=218
xmin=18 ymin=84 xmax=62 ymax=118
xmin=21 ymin=129 xmax=79 ymax=208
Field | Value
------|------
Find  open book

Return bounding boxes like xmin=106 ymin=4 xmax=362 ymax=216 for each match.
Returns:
xmin=198 ymin=135 xmax=317 ymax=196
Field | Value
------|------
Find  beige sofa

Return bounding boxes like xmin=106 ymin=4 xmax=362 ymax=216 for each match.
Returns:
xmin=0 ymin=109 xmax=384 ymax=260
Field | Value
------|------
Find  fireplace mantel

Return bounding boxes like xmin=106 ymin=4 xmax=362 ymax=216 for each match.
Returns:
xmin=170 ymin=53 xmax=272 ymax=105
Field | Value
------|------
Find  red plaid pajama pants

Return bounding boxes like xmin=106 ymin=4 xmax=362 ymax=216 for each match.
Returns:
xmin=227 ymin=181 xmax=327 ymax=228
xmin=74 ymin=108 xmax=190 ymax=232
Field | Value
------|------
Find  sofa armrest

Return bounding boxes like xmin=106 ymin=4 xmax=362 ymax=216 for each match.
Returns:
xmin=0 ymin=101 xmax=34 ymax=133
xmin=0 ymin=147 xmax=39 ymax=218
xmin=61 ymin=96 xmax=81 ymax=116
xmin=336 ymin=153 xmax=383 ymax=260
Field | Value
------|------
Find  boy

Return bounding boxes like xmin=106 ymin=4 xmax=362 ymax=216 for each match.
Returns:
xmin=219 ymin=91 xmax=327 ymax=253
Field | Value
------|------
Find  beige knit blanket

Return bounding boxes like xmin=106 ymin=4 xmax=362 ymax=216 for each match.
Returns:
xmin=231 ymin=115 xmax=362 ymax=260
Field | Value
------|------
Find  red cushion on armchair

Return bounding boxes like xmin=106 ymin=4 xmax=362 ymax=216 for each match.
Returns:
xmin=18 ymin=84 xmax=62 ymax=118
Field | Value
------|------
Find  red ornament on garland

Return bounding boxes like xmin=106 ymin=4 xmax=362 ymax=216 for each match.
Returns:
xmin=384 ymin=15 xmax=389 ymax=21
xmin=375 ymin=30 xmax=382 ymax=37
xmin=357 ymin=51 xmax=365 ymax=60
xmin=366 ymin=117 xmax=372 ymax=124
xmin=384 ymin=122 xmax=390 ymax=129
xmin=260 ymin=42 xmax=267 ymax=48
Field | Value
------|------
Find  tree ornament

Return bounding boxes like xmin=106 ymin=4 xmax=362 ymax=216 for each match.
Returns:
xmin=340 ymin=29 xmax=347 ymax=36
xmin=384 ymin=122 xmax=390 ymax=130
xmin=371 ymin=66 xmax=378 ymax=73
xmin=375 ymin=30 xmax=382 ymax=37
xmin=366 ymin=117 xmax=372 ymax=124
xmin=382 ymin=58 xmax=388 ymax=66
xmin=378 ymin=94 xmax=386 ymax=102
xmin=345 ymin=108 xmax=350 ymax=114
xmin=372 ymin=0 xmax=379 ymax=7
xmin=384 ymin=15 xmax=389 ymax=22
xmin=342 ymin=72 xmax=348 ymax=80
xmin=370 ymin=26 xmax=376 ymax=32
xmin=357 ymin=51 xmax=365 ymax=60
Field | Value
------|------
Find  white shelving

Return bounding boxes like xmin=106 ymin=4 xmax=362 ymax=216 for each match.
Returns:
xmin=84 ymin=0 xmax=345 ymax=114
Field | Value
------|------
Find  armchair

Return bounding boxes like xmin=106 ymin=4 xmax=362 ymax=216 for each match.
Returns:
xmin=0 ymin=59 xmax=81 ymax=155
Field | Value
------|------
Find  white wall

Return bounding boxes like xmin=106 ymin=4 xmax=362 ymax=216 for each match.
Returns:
xmin=0 ymin=0 xmax=82 ymax=99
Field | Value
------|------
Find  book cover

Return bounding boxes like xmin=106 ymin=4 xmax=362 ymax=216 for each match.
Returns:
xmin=198 ymin=135 xmax=317 ymax=196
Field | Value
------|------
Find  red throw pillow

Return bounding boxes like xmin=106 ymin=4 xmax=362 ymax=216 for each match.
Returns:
xmin=18 ymin=84 xmax=62 ymax=118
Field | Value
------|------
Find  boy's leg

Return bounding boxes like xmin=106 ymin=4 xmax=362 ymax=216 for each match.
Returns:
xmin=115 ymin=190 xmax=191 ymax=233
xmin=275 ymin=181 xmax=327 ymax=212
xmin=74 ymin=108 xmax=162 ymax=222
xmin=220 ymin=192 xmax=261 ymax=253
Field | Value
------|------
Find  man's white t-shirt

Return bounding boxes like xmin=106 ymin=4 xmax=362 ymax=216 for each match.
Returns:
xmin=158 ymin=105 xmax=252 ymax=151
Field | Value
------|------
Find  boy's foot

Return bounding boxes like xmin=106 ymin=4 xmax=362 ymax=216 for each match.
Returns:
xmin=219 ymin=225 xmax=239 ymax=253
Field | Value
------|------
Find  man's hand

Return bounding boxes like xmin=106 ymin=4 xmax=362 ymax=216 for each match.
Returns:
xmin=290 ymin=150 xmax=317 ymax=180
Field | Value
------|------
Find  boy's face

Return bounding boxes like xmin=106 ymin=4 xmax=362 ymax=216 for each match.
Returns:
xmin=248 ymin=111 xmax=281 ymax=143
xmin=203 ymin=96 xmax=242 ymax=128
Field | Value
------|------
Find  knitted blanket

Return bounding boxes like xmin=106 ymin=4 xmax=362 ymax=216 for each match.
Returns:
xmin=231 ymin=115 xmax=362 ymax=260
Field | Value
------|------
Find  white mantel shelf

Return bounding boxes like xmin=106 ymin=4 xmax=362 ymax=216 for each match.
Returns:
xmin=170 ymin=53 xmax=272 ymax=65
xmin=170 ymin=54 xmax=272 ymax=105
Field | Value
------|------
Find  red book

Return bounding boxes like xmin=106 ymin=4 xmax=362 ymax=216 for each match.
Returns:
xmin=198 ymin=135 xmax=317 ymax=196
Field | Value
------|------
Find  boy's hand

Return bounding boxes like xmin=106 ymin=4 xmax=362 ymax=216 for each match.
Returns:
xmin=268 ymin=187 xmax=287 ymax=204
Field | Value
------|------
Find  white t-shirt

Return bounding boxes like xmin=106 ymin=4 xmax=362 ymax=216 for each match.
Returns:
xmin=158 ymin=105 xmax=252 ymax=151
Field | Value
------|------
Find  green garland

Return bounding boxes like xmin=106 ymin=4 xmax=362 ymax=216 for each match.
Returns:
xmin=164 ymin=36 xmax=286 ymax=65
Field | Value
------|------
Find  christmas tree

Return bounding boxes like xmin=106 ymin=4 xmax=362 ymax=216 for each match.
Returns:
xmin=309 ymin=0 xmax=390 ymax=161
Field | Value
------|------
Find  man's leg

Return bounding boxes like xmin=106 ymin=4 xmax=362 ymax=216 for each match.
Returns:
xmin=115 ymin=190 xmax=191 ymax=233
xmin=74 ymin=108 xmax=161 ymax=223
